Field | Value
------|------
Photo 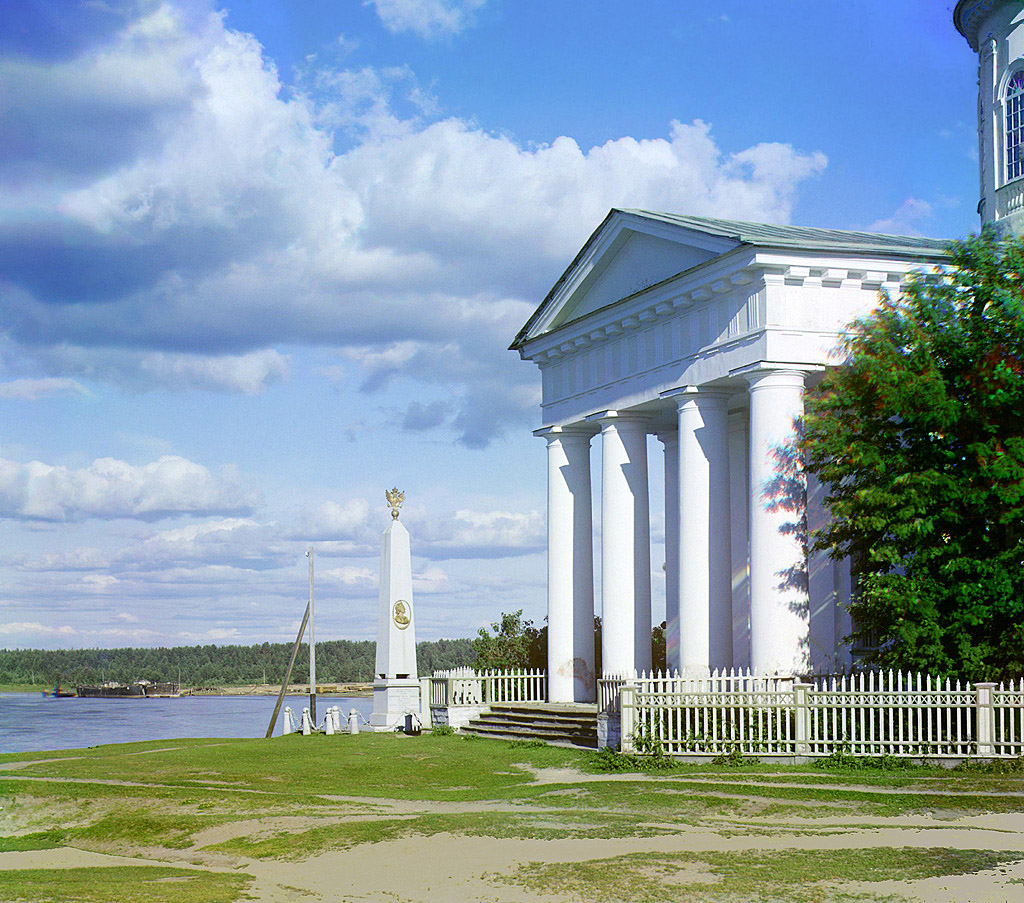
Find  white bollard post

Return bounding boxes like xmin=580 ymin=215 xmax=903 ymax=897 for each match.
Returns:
xmin=324 ymin=708 xmax=335 ymax=735
xmin=301 ymin=707 xmax=312 ymax=735
xmin=282 ymin=706 xmax=294 ymax=735
xmin=349 ymin=708 xmax=360 ymax=735
xmin=333 ymin=707 xmax=342 ymax=733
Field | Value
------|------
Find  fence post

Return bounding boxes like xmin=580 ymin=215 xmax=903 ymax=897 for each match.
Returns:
xmin=975 ymin=682 xmax=996 ymax=757
xmin=793 ymin=681 xmax=810 ymax=755
xmin=419 ymin=676 xmax=431 ymax=729
xmin=620 ymin=680 xmax=637 ymax=753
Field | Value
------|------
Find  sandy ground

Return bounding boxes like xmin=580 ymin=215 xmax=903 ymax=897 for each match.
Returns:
xmin=5 ymin=818 xmax=1024 ymax=902
xmin=3 ymin=770 xmax=1024 ymax=902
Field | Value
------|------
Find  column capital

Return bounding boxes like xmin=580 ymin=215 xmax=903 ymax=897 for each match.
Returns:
xmin=730 ymin=361 xmax=822 ymax=386
xmin=661 ymin=385 xmax=731 ymax=409
xmin=746 ymin=369 xmax=807 ymax=392
xmin=534 ymin=424 xmax=597 ymax=444
xmin=585 ymin=409 xmax=651 ymax=428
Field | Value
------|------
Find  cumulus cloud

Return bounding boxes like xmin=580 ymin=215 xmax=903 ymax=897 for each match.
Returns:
xmin=2 ymin=491 xmax=545 ymax=646
xmin=415 ymin=508 xmax=545 ymax=559
xmin=366 ymin=0 xmax=486 ymax=40
xmin=0 ymin=1 xmax=826 ymax=442
xmin=0 ymin=455 xmax=259 ymax=522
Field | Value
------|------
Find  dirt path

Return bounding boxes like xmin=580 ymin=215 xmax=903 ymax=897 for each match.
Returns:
xmin=4 ymin=764 xmax=1024 ymax=902
xmin=218 ymin=817 xmax=1024 ymax=903
xmin=5 ymin=798 xmax=1022 ymax=902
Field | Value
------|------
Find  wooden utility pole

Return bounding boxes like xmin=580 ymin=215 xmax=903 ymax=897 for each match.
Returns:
xmin=265 ymin=599 xmax=311 ymax=739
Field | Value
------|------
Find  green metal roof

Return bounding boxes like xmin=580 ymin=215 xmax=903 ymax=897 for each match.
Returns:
xmin=510 ymin=209 xmax=952 ymax=350
xmin=618 ymin=209 xmax=952 ymax=258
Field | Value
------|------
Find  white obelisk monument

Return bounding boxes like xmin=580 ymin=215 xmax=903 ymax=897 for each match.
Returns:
xmin=369 ymin=487 xmax=420 ymax=730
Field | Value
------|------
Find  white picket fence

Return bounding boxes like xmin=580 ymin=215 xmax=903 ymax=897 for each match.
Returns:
xmin=602 ymin=670 xmax=1024 ymax=759
xmin=430 ymin=667 xmax=547 ymax=707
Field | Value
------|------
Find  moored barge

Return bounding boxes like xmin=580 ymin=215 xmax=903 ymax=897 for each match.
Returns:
xmin=76 ymin=680 xmax=180 ymax=698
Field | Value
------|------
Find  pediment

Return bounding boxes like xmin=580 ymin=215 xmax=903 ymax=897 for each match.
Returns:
xmin=512 ymin=209 xmax=740 ymax=350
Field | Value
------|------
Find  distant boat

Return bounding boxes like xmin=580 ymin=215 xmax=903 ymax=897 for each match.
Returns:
xmin=76 ymin=680 xmax=180 ymax=699
xmin=41 ymin=678 xmax=76 ymax=698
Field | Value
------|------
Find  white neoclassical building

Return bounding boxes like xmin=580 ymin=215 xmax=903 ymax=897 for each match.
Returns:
xmin=957 ymin=0 xmax=1024 ymax=234
xmin=511 ymin=0 xmax=1024 ymax=704
xmin=511 ymin=213 xmax=948 ymax=702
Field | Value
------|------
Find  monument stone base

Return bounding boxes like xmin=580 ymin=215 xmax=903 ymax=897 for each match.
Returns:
xmin=368 ymin=678 xmax=422 ymax=731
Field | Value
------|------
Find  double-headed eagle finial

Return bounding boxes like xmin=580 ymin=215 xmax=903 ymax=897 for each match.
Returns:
xmin=386 ymin=487 xmax=404 ymax=519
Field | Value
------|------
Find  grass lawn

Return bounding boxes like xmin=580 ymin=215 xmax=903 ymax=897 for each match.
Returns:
xmin=2 ymin=732 xmax=1023 ymax=902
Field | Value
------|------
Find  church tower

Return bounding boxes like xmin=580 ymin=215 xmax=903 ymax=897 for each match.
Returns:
xmin=956 ymin=1 xmax=1024 ymax=234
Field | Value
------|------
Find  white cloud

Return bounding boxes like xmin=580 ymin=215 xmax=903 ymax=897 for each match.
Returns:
xmin=415 ymin=508 xmax=545 ymax=559
xmin=129 ymin=518 xmax=286 ymax=570
xmin=0 ymin=621 xmax=76 ymax=636
xmin=0 ymin=455 xmax=259 ymax=522
xmin=294 ymin=498 xmax=376 ymax=545
xmin=325 ymin=565 xmax=376 ymax=588
xmin=18 ymin=347 xmax=290 ymax=395
xmin=0 ymin=3 xmax=826 ymax=438
xmin=131 ymin=348 xmax=290 ymax=394
xmin=867 ymin=197 xmax=935 ymax=236
xmin=0 ymin=377 xmax=90 ymax=400
xmin=366 ymin=0 xmax=486 ymax=40
xmin=79 ymin=574 xmax=120 ymax=592
xmin=413 ymin=564 xmax=449 ymax=592
xmin=176 ymin=627 xmax=242 ymax=641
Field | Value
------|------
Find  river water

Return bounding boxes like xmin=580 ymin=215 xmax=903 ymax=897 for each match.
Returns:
xmin=0 ymin=693 xmax=374 ymax=755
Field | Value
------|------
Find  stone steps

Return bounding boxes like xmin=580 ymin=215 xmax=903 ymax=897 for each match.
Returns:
xmin=461 ymin=703 xmax=599 ymax=749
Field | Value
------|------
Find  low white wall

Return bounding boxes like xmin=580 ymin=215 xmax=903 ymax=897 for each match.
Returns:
xmin=430 ymin=704 xmax=488 ymax=730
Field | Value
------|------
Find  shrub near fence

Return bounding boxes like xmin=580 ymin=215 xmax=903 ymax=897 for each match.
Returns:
xmin=605 ymin=670 xmax=1024 ymax=759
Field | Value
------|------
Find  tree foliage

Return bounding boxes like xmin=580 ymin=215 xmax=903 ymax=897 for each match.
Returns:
xmin=802 ymin=229 xmax=1024 ymax=681
xmin=0 ymin=638 xmax=475 ymax=687
xmin=472 ymin=610 xmax=546 ymax=670
xmin=473 ymin=611 xmax=668 ymax=674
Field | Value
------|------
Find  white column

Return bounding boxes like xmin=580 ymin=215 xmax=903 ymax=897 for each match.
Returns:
xmin=594 ymin=412 xmax=651 ymax=676
xmin=728 ymin=408 xmax=750 ymax=671
xmin=657 ymin=429 xmax=679 ymax=674
xmin=673 ymin=389 xmax=732 ymax=676
xmin=540 ymin=426 xmax=596 ymax=703
xmin=748 ymin=369 xmax=809 ymax=675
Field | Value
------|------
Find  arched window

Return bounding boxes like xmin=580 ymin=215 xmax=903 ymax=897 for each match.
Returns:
xmin=1006 ymin=70 xmax=1024 ymax=182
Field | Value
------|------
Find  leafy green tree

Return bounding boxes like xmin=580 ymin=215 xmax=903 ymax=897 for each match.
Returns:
xmin=652 ymin=621 xmax=667 ymax=674
xmin=473 ymin=610 xmax=546 ymax=670
xmin=802 ymin=229 xmax=1024 ymax=681
xmin=472 ymin=611 xmax=667 ymax=675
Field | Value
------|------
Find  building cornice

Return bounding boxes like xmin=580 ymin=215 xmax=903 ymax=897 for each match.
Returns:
xmin=516 ymin=247 xmax=948 ymax=366
xmin=954 ymin=0 xmax=1001 ymax=51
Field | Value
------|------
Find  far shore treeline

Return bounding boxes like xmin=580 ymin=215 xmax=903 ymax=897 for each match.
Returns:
xmin=0 ymin=638 xmax=475 ymax=688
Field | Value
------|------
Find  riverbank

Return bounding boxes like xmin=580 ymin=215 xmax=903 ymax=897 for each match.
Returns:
xmin=1 ymin=682 xmax=374 ymax=697
xmin=188 ymin=682 xmax=373 ymax=697
xmin=2 ymin=734 xmax=1023 ymax=902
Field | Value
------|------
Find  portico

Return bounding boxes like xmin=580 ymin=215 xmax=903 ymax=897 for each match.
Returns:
xmin=512 ymin=211 xmax=949 ymax=702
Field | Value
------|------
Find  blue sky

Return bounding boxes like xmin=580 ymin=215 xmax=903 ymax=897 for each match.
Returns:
xmin=0 ymin=0 xmax=980 ymax=650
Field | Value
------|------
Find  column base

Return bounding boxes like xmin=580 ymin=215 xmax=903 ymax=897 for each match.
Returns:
xmin=368 ymin=678 xmax=422 ymax=731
